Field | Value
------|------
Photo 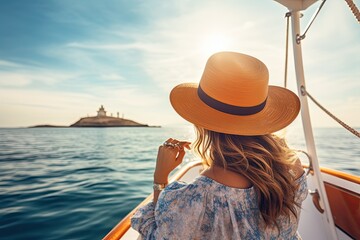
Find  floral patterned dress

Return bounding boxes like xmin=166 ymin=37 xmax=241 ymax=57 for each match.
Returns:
xmin=131 ymin=173 xmax=308 ymax=240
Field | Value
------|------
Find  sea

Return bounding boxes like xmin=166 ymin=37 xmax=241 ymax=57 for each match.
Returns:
xmin=0 ymin=126 xmax=359 ymax=240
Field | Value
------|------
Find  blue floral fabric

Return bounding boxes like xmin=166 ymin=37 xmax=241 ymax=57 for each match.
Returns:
xmin=131 ymin=173 xmax=308 ymax=240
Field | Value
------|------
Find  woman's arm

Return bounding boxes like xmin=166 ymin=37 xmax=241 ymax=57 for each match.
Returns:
xmin=131 ymin=138 xmax=190 ymax=238
xmin=153 ymin=138 xmax=190 ymax=204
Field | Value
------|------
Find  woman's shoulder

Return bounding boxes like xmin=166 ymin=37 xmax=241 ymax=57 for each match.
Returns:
xmin=157 ymin=176 xmax=257 ymax=214
xmin=162 ymin=175 xmax=256 ymax=203
xmin=162 ymin=176 xmax=210 ymax=195
xmin=160 ymin=175 xmax=230 ymax=201
xmin=160 ymin=178 xmax=204 ymax=200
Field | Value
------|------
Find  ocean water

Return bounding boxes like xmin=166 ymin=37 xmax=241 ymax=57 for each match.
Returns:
xmin=0 ymin=127 xmax=358 ymax=240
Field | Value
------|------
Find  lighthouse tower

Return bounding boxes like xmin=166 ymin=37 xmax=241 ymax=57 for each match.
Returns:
xmin=97 ymin=105 xmax=107 ymax=117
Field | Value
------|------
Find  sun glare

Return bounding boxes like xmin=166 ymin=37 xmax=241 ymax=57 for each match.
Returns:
xmin=201 ymin=34 xmax=232 ymax=56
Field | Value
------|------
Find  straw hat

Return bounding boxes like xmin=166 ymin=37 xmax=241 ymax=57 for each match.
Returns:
xmin=170 ymin=52 xmax=300 ymax=136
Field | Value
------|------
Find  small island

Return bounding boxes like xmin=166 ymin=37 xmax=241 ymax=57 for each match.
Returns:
xmin=31 ymin=105 xmax=156 ymax=128
xmin=71 ymin=105 xmax=149 ymax=127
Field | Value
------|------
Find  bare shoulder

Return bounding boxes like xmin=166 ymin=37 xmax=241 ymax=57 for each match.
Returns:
xmin=289 ymin=158 xmax=305 ymax=180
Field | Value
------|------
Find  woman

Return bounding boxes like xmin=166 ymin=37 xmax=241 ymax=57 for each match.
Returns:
xmin=131 ymin=52 xmax=308 ymax=239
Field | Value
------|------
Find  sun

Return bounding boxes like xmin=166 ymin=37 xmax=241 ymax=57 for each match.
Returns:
xmin=201 ymin=34 xmax=232 ymax=55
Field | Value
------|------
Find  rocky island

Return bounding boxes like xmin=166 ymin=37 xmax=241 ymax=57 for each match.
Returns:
xmin=31 ymin=105 xmax=155 ymax=128
xmin=71 ymin=105 xmax=149 ymax=127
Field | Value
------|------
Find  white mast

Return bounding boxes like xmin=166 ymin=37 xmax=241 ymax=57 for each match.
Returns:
xmin=290 ymin=11 xmax=337 ymax=240
xmin=274 ymin=0 xmax=338 ymax=239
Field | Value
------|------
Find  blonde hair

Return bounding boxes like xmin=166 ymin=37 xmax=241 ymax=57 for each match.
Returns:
xmin=193 ymin=126 xmax=300 ymax=229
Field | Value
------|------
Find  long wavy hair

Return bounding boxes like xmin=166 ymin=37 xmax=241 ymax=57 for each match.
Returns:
xmin=193 ymin=126 xmax=300 ymax=230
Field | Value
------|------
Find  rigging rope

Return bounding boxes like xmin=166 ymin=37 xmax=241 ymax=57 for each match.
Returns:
xmin=344 ymin=0 xmax=360 ymax=23
xmin=282 ymin=11 xmax=359 ymax=138
xmin=301 ymin=87 xmax=360 ymax=138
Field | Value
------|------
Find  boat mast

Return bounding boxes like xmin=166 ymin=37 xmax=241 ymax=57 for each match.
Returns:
xmin=290 ymin=10 xmax=338 ymax=240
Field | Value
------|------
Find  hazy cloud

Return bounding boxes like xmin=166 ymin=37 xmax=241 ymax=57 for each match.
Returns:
xmin=0 ymin=0 xmax=358 ymax=127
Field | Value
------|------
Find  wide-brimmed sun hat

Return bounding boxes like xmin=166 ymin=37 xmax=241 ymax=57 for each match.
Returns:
xmin=170 ymin=51 xmax=300 ymax=136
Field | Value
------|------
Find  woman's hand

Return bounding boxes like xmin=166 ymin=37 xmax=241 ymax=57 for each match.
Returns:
xmin=153 ymin=138 xmax=191 ymax=184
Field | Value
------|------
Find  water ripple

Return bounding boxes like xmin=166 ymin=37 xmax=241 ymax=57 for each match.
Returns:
xmin=0 ymin=127 xmax=358 ymax=240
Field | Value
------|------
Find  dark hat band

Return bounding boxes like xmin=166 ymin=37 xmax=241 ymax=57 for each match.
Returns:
xmin=198 ymin=86 xmax=267 ymax=116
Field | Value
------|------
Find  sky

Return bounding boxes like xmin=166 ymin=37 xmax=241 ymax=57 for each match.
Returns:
xmin=0 ymin=0 xmax=359 ymax=128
